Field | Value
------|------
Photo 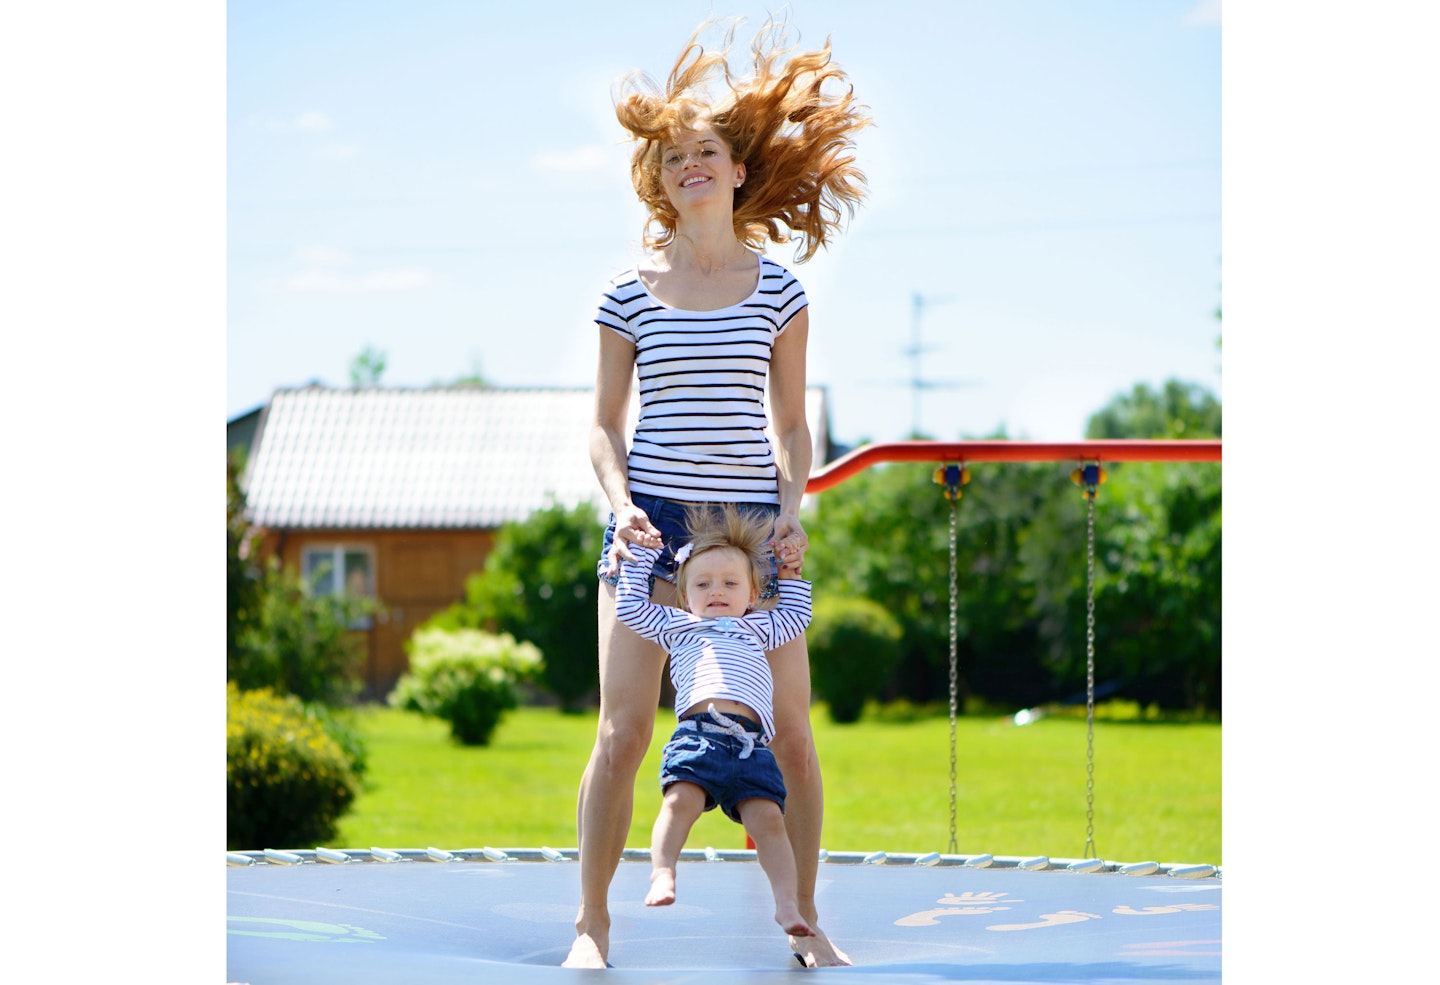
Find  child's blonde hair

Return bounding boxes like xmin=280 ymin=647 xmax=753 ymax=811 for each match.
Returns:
xmin=675 ymin=503 xmax=773 ymax=611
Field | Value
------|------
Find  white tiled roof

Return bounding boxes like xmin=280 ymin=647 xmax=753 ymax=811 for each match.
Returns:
xmin=241 ymin=385 xmax=829 ymax=530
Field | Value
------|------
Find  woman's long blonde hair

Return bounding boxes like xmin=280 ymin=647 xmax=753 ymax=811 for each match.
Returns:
xmin=614 ymin=17 xmax=870 ymax=262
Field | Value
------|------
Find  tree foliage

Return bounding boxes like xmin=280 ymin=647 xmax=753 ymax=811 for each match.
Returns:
xmin=806 ymin=380 xmax=1221 ymax=714
xmin=424 ymin=500 xmax=604 ymax=712
xmin=227 ymin=457 xmax=370 ymax=707
xmin=807 ymin=595 xmax=904 ymax=723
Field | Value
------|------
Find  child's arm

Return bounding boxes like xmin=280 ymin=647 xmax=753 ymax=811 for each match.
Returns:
xmin=613 ymin=544 xmax=679 ymax=642
xmin=749 ymin=577 xmax=812 ymax=649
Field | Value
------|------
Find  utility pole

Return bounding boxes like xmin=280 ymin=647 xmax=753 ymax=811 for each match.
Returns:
xmin=905 ymin=292 xmax=956 ymax=437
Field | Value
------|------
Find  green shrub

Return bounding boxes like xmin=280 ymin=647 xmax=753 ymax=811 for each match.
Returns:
xmin=389 ymin=628 xmax=543 ymax=745
xmin=807 ymin=595 xmax=905 ymax=724
xmin=227 ymin=683 xmax=360 ymax=850
xmin=227 ymin=458 xmax=371 ymax=707
xmin=426 ymin=501 xmax=603 ymax=713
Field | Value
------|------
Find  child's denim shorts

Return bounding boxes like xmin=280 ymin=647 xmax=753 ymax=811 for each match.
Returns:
xmin=596 ymin=493 xmax=780 ymax=599
xmin=657 ymin=713 xmax=787 ymax=823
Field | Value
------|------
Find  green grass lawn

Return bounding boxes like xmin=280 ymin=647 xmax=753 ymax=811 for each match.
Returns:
xmin=335 ymin=705 xmax=1220 ymax=865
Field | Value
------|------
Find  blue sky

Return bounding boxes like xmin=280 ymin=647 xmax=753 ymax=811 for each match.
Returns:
xmin=227 ymin=0 xmax=1222 ymax=446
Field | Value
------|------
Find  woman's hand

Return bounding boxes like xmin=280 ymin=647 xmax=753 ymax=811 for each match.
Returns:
xmin=606 ymin=503 xmax=664 ymax=577
xmin=771 ymin=512 xmax=809 ymax=578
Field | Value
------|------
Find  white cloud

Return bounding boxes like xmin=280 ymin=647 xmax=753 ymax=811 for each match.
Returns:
xmin=313 ymin=142 xmax=360 ymax=161
xmin=281 ymin=267 xmax=440 ymax=294
xmin=532 ymin=144 xmax=614 ymax=174
xmin=1183 ymin=0 xmax=1221 ymax=27
xmin=294 ymin=111 xmax=334 ymax=132
xmin=294 ymin=245 xmax=352 ymax=267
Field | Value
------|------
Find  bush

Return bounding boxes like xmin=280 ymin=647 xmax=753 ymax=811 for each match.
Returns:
xmin=426 ymin=501 xmax=603 ymax=712
xmin=807 ymin=595 xmax=905 ymax=724
xmin=227 ymin=458 xmax=371 ymax=706
xmin=227 ymin=683 xmax=360 ymax=850
xmin=390 ymin=628 xmax=543 ymax=745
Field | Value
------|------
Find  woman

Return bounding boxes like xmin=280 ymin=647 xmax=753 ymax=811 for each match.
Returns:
xmin=565 ymin=18 xmax=869 ymax=970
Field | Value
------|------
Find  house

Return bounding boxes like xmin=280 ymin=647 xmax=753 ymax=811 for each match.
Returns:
xmin=235 ymin=384 xmax=833 ymax=697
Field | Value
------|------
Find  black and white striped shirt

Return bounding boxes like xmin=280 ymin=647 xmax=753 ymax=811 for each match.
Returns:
xmin=615 ymin=544 xmax=812 ymax=744
xmin=595 ymin=256 xmax=809 ymax=505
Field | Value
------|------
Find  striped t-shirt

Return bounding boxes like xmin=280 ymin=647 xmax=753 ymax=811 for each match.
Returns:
xmin=614 ymin=544 xmax=812 ymax=744
xmin=594 ymin=255 xmax=809 ymax=505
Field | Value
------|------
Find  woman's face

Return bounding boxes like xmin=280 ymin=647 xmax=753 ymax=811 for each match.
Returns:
xmin=657 ymin=127 xmax=744 ymax=209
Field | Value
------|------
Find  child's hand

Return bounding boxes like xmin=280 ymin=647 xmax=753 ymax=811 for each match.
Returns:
xmin=771 ymin=516 xmax=808 ymax=579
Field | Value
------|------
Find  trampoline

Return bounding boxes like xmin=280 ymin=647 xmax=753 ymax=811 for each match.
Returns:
xmin=228 ymin=441 xmax=1222 ymax=983
xmin=227 ymin=847 xmax=1220 ymax=983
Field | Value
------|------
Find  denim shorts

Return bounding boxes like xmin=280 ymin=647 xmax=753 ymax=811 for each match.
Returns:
xmin=657 ymin=715 xmax=787 ymax=823
xmin=596 ymin=493 xmax=780 ymax=599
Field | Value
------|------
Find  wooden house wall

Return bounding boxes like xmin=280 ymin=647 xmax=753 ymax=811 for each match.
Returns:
xmin=265 ymin=528 xmax=497 ymax=698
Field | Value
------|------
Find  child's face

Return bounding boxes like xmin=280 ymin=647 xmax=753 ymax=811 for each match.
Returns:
xmin=682 ymin=547 xmax=758 ymax=619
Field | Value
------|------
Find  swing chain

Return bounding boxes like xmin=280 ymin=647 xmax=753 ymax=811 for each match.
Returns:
xmin=1083 ymin=477 xmax=1098 ymax=860
xmin=934 ymin=463 xmax=968 ymax=856
xmin=947 ymin=479 xmax=960 ymax=855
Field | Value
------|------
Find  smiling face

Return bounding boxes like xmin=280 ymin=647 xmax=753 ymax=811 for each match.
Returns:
xmin=658 ymin=127 xmax=745 ymax=207
xmin=680 ymin=546 xmax=759 ymax=619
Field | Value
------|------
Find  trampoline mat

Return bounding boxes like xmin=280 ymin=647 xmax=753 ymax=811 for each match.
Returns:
xmin=227 ymin=855 xmax=1221 ymax=984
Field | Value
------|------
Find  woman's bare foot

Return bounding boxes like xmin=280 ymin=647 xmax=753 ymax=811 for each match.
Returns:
xmin=645 ymin=869 xmax=677 ymax=906
xmin=790 ymin=926 xmax=852 ymax=968
xmin=561 ymin=930 xmax=608 ymax=969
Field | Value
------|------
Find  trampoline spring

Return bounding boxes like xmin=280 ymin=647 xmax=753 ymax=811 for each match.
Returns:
xmin=963 ymin=854 xmax=994 ymax=869
xmin=1167 ymin=864 xmax=1218 ymax=879
xmin=863 ymin=851 xmax=888 ymax=865
xmin=914 ymin=852 xmax=942 ymax=867
xmin=1017 ymin=856 xmax=1050 ymax=871
xmin=1119 ymin=861 xmax=1160 ymax=877
xmin=425 ymin=847 xmax=457 ymax=862
xmin=479 ymin=847 xmax=510 ymax=862
xmin=539 ymin=847 xmax=571 ymax=862
xmin=1066 ymin=858 xmax=1106 ymax=874
xmin=263 ymin=849 xmax=305 ymax=866
xmin=227 ymin=852 xmax=256 ymax=867
xmin=369 ymin=847 xmax=404 ymax=863
xmin=314 ymin=847 xmax=352 ymax=865
xmin=703 ymin=847 xmax=723 ymax=862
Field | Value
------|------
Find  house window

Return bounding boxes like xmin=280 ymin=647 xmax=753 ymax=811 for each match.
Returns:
xmin=303 ymin=545 xmax=375 ymax=629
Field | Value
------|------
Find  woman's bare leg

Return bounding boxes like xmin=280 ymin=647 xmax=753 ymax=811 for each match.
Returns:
xmin=646 ymin=781 xmax=705 ymax=906
xmin=766 ymin=633 xmax=851 ymax=967
xmin=562 ymin=579 xmax=671 ymax=968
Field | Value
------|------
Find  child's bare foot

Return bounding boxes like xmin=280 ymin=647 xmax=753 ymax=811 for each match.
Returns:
xmin=775 ymin=901 xmax=815 ymax=937
xmin=645 ymin=869 xmax=677 ymax=906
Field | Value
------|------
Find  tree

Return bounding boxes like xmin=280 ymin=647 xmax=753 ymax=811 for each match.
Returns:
xmin=1085 ymin=379 xmax=1221 ymax=440
xmin=807 ymin=381 xmax=1222 ymax=715
xmin=424 ymin=500 xmax=604 ymax=712
xmin=227 ymin=458 xmax=370 ymax=707
xmin=1021 ymin=380 xmax=1222 ymax=711
xmin=349 ymin=346 xmax=387 ymax=387
xmin=806 ymin=439 xmax=1058 ymax=712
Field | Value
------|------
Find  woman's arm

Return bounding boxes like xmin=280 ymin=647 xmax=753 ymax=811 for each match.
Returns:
xmin=768 ymin=307 xmax=812 ymax=569
xmin=591 ymin=328 xmax=662 ymax=570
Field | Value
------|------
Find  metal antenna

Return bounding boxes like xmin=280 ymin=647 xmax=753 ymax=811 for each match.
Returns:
xmin=904 ymin=292 xmax=958 ymax=437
